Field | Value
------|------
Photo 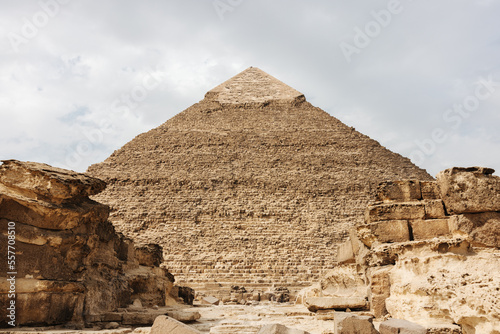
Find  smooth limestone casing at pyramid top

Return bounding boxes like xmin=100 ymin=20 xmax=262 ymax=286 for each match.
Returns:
xmin=87 ymin=67 xmax=433 ymax=291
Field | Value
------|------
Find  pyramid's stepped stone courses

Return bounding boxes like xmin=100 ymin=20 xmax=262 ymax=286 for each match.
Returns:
xmin=0 ymin=160 xmax=180 ymax=328
xmin=87 ymin=67 xmax=433 ymax=289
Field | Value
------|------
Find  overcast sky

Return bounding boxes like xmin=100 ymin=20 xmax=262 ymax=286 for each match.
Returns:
xmin=1 ymin=0 xmax=499 ymax=177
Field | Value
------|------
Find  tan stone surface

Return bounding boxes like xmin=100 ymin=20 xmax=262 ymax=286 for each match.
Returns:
xmin=356 ymin=220 xmax=410 ymax=248
xmin=385 ymin=248 xmax=500 ymax=332
xmin=410 ymin=219 xmax=451 ymax=240
xmin=0 ymin=159 xmax=106 ymax=203
xmin=369 ymin=266 xmax=392 ymax=318
xmin=207 ymin=67 xmax=304 ymax=105
xmin=375 ymin=180 xmax=421 ymax=202
xmin=334 ymin=312 xmax=378 ymax=334
xmin=150 ymin=315 xmax=201 ymax=334
xmin=304 ymin=297 xmax=367 ymax=312
xmin=365 ymin=202 xmax=426 ymax=223
xmin=379 ymin=318 xmax=426 ymax=334
xmin=87 ymin=68 xmax=432 ymax=289
xmin=336 ymin=238 xmax=355 ymax=264
xmin=257 ymin=323 xmax=310 ymax=334
xmin=448 ymin=212 xmax=500 ymax=248
xmin=135 ymin=244 xmax=163 ymax=267
xmin=436 ymin=166 xmax=500 ymax=214
xmin=420 ymin=181 xmax=441 ymax=200
xmin=423 ymin=200 xmax=447 ymax=219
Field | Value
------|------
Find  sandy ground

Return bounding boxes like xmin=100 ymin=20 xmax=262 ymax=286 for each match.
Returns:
xmin=0 ymin=303 xmax=383 ymax=334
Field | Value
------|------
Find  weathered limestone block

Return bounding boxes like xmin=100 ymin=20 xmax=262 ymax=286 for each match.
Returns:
xmin=369 ymin=266 xmax=392 ymax=318
xmin=423 ymin=200 xmax=447 ymax=219
xmin=0 ymin=279 xmax=84 ymax=326
xmin=410 ymin=219 xmax=451 ymax=240
xmin=210 ymin=324 xmax=262 ymax=333
xmin=316 ymin=310 xmax=336 ymax=320
xmin=258 ymin=323 xmax=310 ymax=334
xmin=379 ymin=318 xmax=426 ymax=334
xmin=362 ymin=238 xmax=470 ymax=268
xmin=167 ymin=310 xmax=201 ymax=323
xmin=320 ymin=265 xmax=369 ymax=299
xmin=150 ymin=315 xmax=201 ymax=334
xmin=334 ymin=312 xmax=378 ymax=334
xmin=122 ymin=312 xmax=163 ymax=326
xmin=201 ymin=296 xmax=220 ymax=305
xmin=0 ymin=218 xmax=68 ymax=246
xmin=357 ymin=220 xmax=410 ymax=248
xmin=420 ymin=181 xmax=441 ymax=200
xmin=366 ymin=203 xmax=425 ymax=223
xmin=426 ymin=324 xmax=462 ymax=334
xmin=385 ymin=247 xmax=500 ymax=333
xmin=0 ymin=194 xmax=109 ymax=230
xmin=436 ymin=167 xmax=500 ymax=214
xmin=349 ymin=228 xmax=363 ymax=255
xmin=304 ymin=297 xmax=367 ymax=312
xmin=337 ymin=238 xmax=355 ymax=264
xmin=84 ymin=272 xmax=131 ymax=316
xmin=135 ymin=243 xmax=164 ymax=267
xmin=0 ymin=160 xmax=106 ymax=203
xmin=448 ymin=212 xmax=500 ymax=248
xmin=376 ymin=180 xmax=421 ymax=202
xmin=127 ymin=266 xmax=175 ymax=307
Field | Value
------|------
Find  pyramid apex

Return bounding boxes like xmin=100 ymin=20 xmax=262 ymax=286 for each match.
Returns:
xmin=206 ymin=67 xmax=304 ymax=104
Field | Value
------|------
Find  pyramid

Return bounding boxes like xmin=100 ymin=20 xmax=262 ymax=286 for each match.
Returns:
xmin=88 ymin=67 xmax=433 ymax=290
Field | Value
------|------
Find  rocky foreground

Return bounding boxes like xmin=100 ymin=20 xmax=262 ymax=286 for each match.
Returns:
xmin=0 ymin=160 xmax=191 ymax=327
xmin=1 ymin=160 xmax=499 ymax=333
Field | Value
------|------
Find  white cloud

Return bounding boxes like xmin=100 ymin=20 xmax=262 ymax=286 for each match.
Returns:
xmin=0 ymin=0 xmax=499 ymax=175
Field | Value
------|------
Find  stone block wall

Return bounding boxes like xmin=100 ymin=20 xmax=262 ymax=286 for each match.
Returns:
xmin=306 ymin=167 xmax=500 ymax=334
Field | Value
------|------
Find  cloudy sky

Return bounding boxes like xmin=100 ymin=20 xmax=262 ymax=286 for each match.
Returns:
xmin=1 ymin=0 xmax=499 ymax=177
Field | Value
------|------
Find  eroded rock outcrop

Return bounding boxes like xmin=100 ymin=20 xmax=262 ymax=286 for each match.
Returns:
xmin=303 ymin=167 xmax=500 ymax=334
xmin=0 ymin=160 xmax=181 ymax=328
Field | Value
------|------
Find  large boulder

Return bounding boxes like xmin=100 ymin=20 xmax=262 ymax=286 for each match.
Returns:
xmin=365 ymin=202 xmax=425 ymax=223
xmin=449 ymin=212 xmax=500 ymax=248
xmin=150 ymin=315 xmax=201 ymax=334
xmin=258 ymin=323 xmax=310 ymax=334
xmin=376 ymin=180 xmax=422 ymax=202
xmin=0 ymin=160 xmax=106 ymax=204
xmin=304 ymin=296 xmax=367 ymax=312
xmin=334 ymin=312 xmax=378 ymax=334
xmin=135 ymin=243 xmax=164 ymax=267
xmin=436 ymin=167 xmax=500 ymax=214
xmin=356 ymin=220 xmax=410 ymax=248
xmin=379 ymin=319 xmax=426 ymax=334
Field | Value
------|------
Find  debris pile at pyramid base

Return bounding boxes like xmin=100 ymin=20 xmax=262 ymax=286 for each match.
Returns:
xmin=0 ymin=160 xmax=193 ymax=328
xmin=299 ymin=167 xmax=500 ymax=334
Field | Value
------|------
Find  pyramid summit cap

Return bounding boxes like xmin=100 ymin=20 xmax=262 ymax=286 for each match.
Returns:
xmin=206 ymin=67 xmax=305 ymax=104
